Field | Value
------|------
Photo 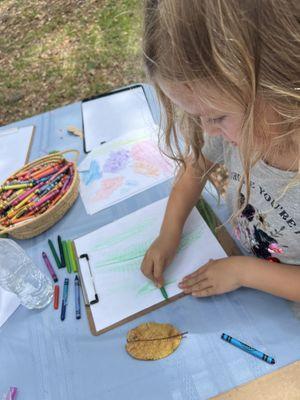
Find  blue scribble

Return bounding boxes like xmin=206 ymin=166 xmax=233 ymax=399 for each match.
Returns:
xmin=81 ymin=160 xmax=102 ymax=185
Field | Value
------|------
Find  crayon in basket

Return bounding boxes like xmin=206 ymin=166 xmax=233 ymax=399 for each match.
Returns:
xmin=0 ymin=156 xmax=75 ymax=228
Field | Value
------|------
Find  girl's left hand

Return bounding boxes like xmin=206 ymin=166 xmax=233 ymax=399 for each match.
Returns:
xmin=178 ymin=256 xmax=244 ymax=297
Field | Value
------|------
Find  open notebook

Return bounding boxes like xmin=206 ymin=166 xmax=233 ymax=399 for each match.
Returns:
xmin=74 ymin=197 xmax=227 ymax=335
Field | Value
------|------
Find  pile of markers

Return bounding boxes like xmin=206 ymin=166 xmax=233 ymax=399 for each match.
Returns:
xmin=0 ymin=157 xmax=75 ymax=227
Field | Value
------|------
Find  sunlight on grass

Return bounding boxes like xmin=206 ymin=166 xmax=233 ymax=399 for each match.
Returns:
xmin=0 ymin=0 xmax=144 ymax=124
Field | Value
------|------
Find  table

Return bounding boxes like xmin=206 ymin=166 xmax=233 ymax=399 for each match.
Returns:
xmin=1 ymin=85 xmax=300 ymax=400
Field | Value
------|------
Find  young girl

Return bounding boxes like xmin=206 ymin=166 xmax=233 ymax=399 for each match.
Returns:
xmin=140 ymin=0 xmax=300 ymax=302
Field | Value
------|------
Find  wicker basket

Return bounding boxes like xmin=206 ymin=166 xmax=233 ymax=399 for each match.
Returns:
xmin=0 ymin=149 xmax=80 ymax=239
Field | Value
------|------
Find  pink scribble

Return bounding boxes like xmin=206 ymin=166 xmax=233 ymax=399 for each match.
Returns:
xmin=131 ymin=140 xmax=173 ymax=176
xmin=103 ymin=150 xmax=130 ymax=173
xmin=92 ymin=176 xmax=124 ymax=201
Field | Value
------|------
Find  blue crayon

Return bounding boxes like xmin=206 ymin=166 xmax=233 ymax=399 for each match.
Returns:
xmin=60 ymin=278 xmax=69 ymax=321
xmin=74 ymin=275 xmax=81 ymax=320
xmin=221 ymin=333 xmax=275 ymax=365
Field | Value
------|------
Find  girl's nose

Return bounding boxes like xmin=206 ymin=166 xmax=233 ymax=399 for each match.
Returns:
xmin=201 ymin=120 xmax=220 ymax=137
xmin=204 ymin=126 xmax=221 ymax=137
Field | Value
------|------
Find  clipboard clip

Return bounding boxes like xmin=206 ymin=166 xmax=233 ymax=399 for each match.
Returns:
xmin=79 ymin=253 xmax=99 ymax=305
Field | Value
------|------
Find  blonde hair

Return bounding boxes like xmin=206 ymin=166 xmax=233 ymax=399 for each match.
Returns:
xmin=143 ymin=0 xmax=300 ymax=213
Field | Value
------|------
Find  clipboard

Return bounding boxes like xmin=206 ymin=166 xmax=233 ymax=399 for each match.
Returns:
xmin=81 ymin=84 xmax=156 ymax=153
xmin=74 ymin=197 xmax=241 ymax=336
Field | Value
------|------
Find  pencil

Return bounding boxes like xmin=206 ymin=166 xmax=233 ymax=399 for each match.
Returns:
xmin=48 ymin=239 xmax=62 ymax=269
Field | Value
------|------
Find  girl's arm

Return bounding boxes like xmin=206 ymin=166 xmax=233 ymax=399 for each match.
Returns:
xmin=160 ymin=157 xmax=214 ymax=237
xmin=240 ymin=257 xmax=300 ymax=302
xmin=141 ymin=156 xmax=217 ymax=287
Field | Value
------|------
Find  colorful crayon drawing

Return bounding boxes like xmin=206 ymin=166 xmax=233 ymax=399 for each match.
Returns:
xmin=78 ymin=129 xmax=175 ymax=215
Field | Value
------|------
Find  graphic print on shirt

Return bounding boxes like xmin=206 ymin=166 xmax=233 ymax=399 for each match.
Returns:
xmin=234 ymin=193 xmax=286 ymax=262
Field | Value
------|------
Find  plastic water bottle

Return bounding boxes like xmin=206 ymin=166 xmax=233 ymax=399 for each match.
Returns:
xmin=0 ymin=239 xmax=53 ymax=309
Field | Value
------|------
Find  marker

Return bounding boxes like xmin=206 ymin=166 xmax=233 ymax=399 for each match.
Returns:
xmin=221 ymin=333 xmax=275 ymax=365
xmin=61 ymin=278 xmax=69 ymax=321
xmin=160 ymin=286 xmax=168 ymax=300
xmin=54 ymin=285 xmax=59 ymax=309
xmin=42 ymin=251 xmax=58 ymax=282
xmin=74 ymin=275 xmax=81 ymax=319
xmin=48 ymin=239 xmax=62 ymax=269
xmin=57 ymin=235 xmax=66 ymax=268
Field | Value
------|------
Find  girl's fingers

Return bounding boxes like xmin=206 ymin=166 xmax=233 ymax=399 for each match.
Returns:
xmin=180 ymin=278 xmax=210 ymax=293
xmin=153 ymin=259 xmax=165 ymax=288
xmin=181 ymin=260 xmax=213 ymax=282
xmin=191 ymin=285 xmax=215 ymax=297
xmin=141 ymin=256 xmax=155 ymax=282
xmin=141 ymin=254 xmax=166 ymax=287
xmin=179 ymin=269 xmax=208 ymax=288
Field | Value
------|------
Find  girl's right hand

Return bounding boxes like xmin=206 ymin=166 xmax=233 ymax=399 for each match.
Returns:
xmin=141 ymin=229 xmax=182 ymax=288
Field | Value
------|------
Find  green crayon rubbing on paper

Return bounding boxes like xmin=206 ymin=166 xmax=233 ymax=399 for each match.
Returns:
xmin=137 ymin=279 xmax=175 ymax=296
xmin=92 ymin=219 xmax=153 ymax=251
xmin=95 ymin=260 xmax=140 ymax=273
xmin=95 ymin=241 xmax=152 ymax=268
xmin=94 ymin=228 xmax=203 ymax=271
xmin=177 ymin=229 xmax=203 ymax=252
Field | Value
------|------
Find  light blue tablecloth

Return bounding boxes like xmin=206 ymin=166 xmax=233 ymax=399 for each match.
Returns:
xmin=1 ymin=85 xmax=300 ymax=400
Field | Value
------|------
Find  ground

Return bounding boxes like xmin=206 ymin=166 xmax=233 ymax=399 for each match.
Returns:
xmin=0 ymin=0 xmax=227 ymax=191
xmin=0 ymin=0 xmax=143 ymax=125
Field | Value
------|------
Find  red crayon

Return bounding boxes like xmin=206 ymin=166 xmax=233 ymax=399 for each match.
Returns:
xmin=54 ymin=285 xmax=59 ymax=309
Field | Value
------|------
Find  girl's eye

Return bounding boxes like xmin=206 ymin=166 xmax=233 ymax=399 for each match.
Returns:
xmin=209 ymin=116 xmax=226 ymax=124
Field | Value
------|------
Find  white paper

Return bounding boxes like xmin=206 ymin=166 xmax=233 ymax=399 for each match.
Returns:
xmin=0 ymin=125 xmax=34 ymax=184
xmin=74 ymin=198 xmax=227 ymax=333
xmin=0 ymin=287 xmax=20 ymax=328
xmin=82 ymin=86 xmax=156 ymax=152
xmin=78 ymin=128 xmax=175 ymax=215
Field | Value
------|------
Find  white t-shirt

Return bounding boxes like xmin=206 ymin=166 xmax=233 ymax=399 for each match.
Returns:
xmin=202 ymin=133 xmax=300 ymax=265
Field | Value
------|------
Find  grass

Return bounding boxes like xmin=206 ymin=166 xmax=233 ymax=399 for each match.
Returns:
xmin=0 ymin=0 xmax=144 ymax=125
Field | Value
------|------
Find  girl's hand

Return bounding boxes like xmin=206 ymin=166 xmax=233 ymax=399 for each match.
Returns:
xmin=178 ymin=256 xmax=243 ymax=297
xmin=141 ymin=230 xmax=181 ymax=288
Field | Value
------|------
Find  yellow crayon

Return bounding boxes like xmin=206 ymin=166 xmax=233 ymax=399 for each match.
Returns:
xmin=11 ymin=208 xmax=27 ymax=222
xmin=1 ymin=183 xmax=33 ymax=191
xmin=7 ymin=204 xmax=28 ymax=219
xmin=14 ymin=192 xmax=36 ymax=210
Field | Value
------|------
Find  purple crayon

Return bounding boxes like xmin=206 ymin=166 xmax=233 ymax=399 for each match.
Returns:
xmin=42 ymin=251 xmax=58 ymax=283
